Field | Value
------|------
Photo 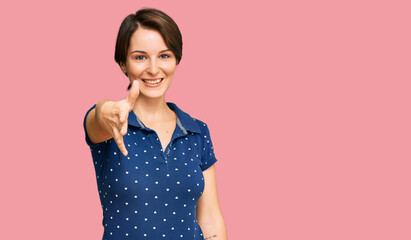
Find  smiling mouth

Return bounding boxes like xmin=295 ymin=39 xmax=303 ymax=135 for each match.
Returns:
xmin=142 ymin=78 xmax=164 ymax=84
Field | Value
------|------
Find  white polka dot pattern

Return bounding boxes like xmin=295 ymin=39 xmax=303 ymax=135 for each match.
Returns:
xmin=83 ymin=102 xmax=217 ymax=239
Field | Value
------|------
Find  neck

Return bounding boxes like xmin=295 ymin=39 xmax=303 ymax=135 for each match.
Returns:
xmin=133 ymin=95 xmax=172 ymax=123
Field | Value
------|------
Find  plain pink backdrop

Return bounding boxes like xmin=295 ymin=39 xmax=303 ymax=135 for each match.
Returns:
xmin=1 ymin=0 xmax=410 ymax=239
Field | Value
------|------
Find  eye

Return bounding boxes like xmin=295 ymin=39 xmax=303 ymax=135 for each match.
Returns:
xmin=160 ymin=54 xmax=170 ymax=59
xmin=135 ymin=55 xmax=146 ymax=60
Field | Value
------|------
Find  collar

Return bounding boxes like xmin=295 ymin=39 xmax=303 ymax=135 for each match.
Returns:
xmin=128 ymin=102 xmax=201 ymax=134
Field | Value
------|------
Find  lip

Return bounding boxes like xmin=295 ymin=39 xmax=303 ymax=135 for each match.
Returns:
xmin=141 ymin=78 xmax=164 ymax=87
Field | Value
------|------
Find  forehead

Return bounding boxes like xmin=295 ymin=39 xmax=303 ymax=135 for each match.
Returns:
xmin=128 ymin=27 xmax=168 ymax=53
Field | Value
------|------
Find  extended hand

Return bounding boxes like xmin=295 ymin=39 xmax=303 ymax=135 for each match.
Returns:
xmin=96 ymin=80 xmax=139 ymax=156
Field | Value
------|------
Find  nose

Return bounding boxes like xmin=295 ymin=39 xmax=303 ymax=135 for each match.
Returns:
xmin=146 ymin=59 xmax=159 ymax=75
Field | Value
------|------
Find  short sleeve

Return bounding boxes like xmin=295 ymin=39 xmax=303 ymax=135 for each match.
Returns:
xmin=198 ymin=121 xmax=218 ymax=172
xmin=83 ymin=104 xmax=110 ymax=188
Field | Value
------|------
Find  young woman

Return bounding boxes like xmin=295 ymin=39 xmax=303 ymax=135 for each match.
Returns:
xmin=83 ymin=8 xmax=227 ymax=240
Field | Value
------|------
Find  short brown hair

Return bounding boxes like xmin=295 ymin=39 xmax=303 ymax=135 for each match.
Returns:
xmin=114 ymin=8 xmax=183 ymax=90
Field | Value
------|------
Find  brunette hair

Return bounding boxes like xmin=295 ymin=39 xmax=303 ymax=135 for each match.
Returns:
xmin=114 ymin=8 xmax=183 ymax=90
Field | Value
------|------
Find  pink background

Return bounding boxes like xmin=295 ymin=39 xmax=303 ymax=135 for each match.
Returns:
xmin=1 ymin=0 xmax=410 ymax=239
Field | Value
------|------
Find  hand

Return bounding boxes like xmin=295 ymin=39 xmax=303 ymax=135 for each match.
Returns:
xmin=96 ymin=80 xmax=139 ymax=156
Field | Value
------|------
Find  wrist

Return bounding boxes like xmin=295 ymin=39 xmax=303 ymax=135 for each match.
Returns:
xmin=95 ymin=99 xmax=111 ymax=125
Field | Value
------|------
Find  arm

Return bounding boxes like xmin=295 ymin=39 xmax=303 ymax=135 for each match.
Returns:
xmin=85 ymin=80 xmax=140 ymax=156
xmin=85 ymin=99 xmax=113 ymax=144
xmin=196 ymin=164 xmax=228 ymax=240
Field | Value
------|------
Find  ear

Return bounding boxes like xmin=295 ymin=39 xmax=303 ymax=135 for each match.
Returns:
xmin=120 ymin=62 xmax=127 ymax=74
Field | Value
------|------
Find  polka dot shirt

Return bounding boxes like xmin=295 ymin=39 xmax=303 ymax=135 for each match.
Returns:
xmin=83 ymin=102 xmax=218 ymax=240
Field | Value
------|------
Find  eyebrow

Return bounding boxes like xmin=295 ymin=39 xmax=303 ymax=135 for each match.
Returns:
xmin=130 ymin=49 xmax=171 ymax=54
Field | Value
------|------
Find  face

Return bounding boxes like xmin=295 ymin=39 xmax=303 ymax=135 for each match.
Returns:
xmin=121 ymin=27 xmax=177 ymax=99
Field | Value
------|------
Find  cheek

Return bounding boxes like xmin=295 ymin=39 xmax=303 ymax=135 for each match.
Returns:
xmin=128 ymin=64 xmax=146 ymax=76
xmin=164 ymin=64 xmax=177 ymax=75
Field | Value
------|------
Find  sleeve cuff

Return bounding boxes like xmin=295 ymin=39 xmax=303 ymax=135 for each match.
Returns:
xmin=200 ymin=156 xmax=218 ymax=171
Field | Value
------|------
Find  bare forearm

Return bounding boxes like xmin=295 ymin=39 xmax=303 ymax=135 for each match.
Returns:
xmin=198 ymin=217 xmax=227 ymax=240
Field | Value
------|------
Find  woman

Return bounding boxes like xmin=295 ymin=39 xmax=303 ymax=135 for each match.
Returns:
xmin=83 ymin=8 xmax=227 ymax=240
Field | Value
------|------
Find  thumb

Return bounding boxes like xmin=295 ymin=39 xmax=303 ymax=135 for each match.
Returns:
xmin=126 ymin=80 xmax=140 ymax=109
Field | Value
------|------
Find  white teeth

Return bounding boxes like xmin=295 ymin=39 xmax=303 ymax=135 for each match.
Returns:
xmin=144 ymin=78 xmax=162 ymax=84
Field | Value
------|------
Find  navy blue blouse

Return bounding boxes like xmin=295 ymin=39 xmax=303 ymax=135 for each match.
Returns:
xmin=83 ymin=102 xmax=218 ymax=240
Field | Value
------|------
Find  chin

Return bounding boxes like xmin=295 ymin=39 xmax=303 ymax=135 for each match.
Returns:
xmin=139 ymin=83 xmax=171 ymax=99
xmin=140 ymin=91 xmax=167 ymax=99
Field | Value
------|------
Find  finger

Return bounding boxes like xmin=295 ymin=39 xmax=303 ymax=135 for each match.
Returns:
xmin=120 ymin=120 xmax=128 ymax=136
xmin=113 ymin=128 xmax=128 ymax=156
xmin=119 ymin=108 xmax=127 ymax=123
xmin=116 ymin=115 xmax=128 ymax=135
xmin=126 ymin=80 xmax=139 ymax=109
